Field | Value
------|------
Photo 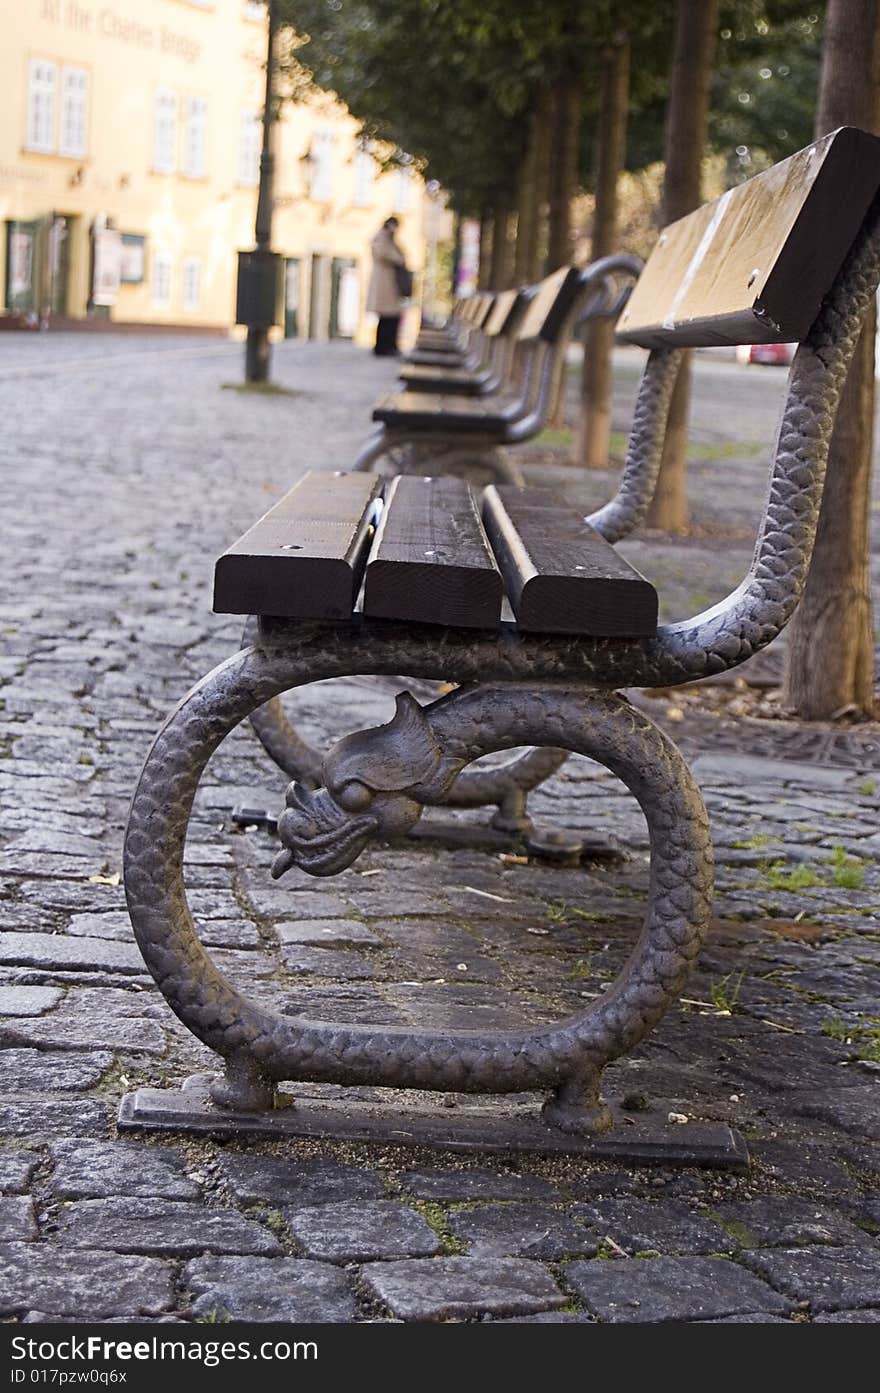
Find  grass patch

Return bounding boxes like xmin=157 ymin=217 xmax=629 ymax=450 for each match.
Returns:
xmin=829 ymin=845 xmax=865 ymax=890
xmin=536 ymin=427 xmax=574 ymax=448
xmin=688 ymin=439 xmax=763 ymax=461
xmin=856 ymin=779 xmax=876 ymax=797
xmin=709 ymin=970 xmax=746 ymax=1014
xmin=410 ymin=1201 xmax=467 ymax=1255
xmin=567 ymin=957 xmax=593 ymax=980
xmin=732 ymin=833 xmax=774 ymax=851
xmin=764 ymin=862 xmax=821 ymax=891
xmin=821 ymin=1015 xmax=880 ymax=1062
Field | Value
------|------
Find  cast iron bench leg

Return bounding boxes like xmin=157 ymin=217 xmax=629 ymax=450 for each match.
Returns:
xmin=124 ymin=638 xmax=712 ymax=1137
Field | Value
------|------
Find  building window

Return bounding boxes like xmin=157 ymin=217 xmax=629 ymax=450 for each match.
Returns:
xmin=59 ymin=66 xmax=88 ymax=159
xmin=244 ymin=2 xmax=266 ymax=20
xmin=311 ymin=126 xmax=334 ymax=203
xmin=182 ymin=256 xmax=201 ymax=311
xmin=25 ymin=59 xmax=57 ymax=154
xmin=352 ymin=145 xmax=374 ymax=207
xmin=182 ymin=96 xmax=208 ymax=178
xmin=238 ymin=108 xmax=261 ymax=186
xmin=393 ymin=166 xmax=412 ymax=214
xmin=152 ymin=251 xmax=173 ymax=308
xmin=153 ymin=88 xmax=178 ymax=174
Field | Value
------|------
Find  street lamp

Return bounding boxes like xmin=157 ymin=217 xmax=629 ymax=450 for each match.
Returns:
xmin=238 ymin=0 xmax=282 ymax=383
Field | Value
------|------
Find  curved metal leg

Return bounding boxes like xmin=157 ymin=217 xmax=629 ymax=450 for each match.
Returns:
xmin=125 ymin=643 xmax=712 ymax=1135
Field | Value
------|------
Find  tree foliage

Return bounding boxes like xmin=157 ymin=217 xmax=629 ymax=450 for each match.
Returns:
xmin=711 ymin=2 xmax=825 ymax=177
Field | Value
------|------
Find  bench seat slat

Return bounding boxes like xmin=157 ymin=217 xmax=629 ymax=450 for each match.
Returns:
xmin=482 ymin=486 xmax=658 ymax=637
xmin=373 ymin=390 xmax=520 ymax=432
xmin=363 ymin=476 xmax=503 ymax=629
xmin=213 ymin=472 xmax=382 ymax=618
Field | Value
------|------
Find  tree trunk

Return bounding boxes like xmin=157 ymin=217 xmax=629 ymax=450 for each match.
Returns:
xmin=514 ymin=108 xmax=541 ymax=285
xmin=533 ymin=90 xmax=553 ymax=278
xmin=646 ymin=0 xmax=720 ymax=531
xmin=544 ymin=73 xmax=582 ymax=425
xmin=546 ymin=72 xmax=581 ymax=271
xmin=784 ymin=0 xmax=880 ymax=718
xmin=576 ymin=37 xmax=630 ymax=469
xmin=489 ymin=189 xmax=512 ymax=290
xmin=450 ymin=213 xmax=461 ymax=300
xmin=477 ymin=204 xmax=492 ymax=290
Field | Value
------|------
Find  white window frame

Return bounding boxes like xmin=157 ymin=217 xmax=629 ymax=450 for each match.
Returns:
xmin=153 ymin=88 xmax=178 ymax=175
xmin=152 ymin=251 xmax=173 ymax=308
xmin=311 ymin=126 xmax=334 ymax=203
xmin=59 ymin=65 xmax=88 ymax=159
xmin=393 ymin=166 xmax=413 ymax=214
xmin=238 ymin=108 xmax=261 ymax=187
xmin=181 ymin=255 xmax=201 ymax=312
xmin=352 ymin=145 xmax=374 ymax=207
xmin=182 ymin=95 xmax=208 ymax=178
xmin=25 ymin=58 xmax=57 ymax=154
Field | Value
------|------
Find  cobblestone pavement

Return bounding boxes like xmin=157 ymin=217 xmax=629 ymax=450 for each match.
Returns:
xmin=0 ymin=334 xmax=878 ymax=1324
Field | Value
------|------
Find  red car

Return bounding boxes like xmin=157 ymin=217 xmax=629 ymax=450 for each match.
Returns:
xmin=736 ymin=342 xmax=795 ymax=366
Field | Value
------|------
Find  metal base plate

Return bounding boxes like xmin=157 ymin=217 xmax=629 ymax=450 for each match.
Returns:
xmin=118 ymin=1075 xmax=749 ymax=1170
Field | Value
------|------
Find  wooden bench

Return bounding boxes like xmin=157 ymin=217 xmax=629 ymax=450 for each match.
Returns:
xmin=398 ymin=289 xmax=527 ymax=397
xmin=352 ymin=257 xmax=641 ymax=485
xmin=122 ymin=126 xmax=880 ymax=1160
xmin=213 ymin=470 xmax=657 ymax=638
xmin=407 ymin=292 xmax=494 ymax=363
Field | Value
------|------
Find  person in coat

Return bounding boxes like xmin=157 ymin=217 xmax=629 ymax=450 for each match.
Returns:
xmin=367 ymin=216 xmax=407 ymax=356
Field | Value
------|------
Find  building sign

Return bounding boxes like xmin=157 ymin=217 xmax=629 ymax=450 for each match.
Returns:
xmin=92 ymin=226 xmax=122 ymax=305
xmin=336 ymin=265 xmax=360 ymax=338
xmin=119 ymin=233 xmax=146 ymax=284
xmin=40 ymin=2 xmax=202 ymax=64
xmin=8 ymin=230 xmax=34 ymax=298
xmin=456 ymin=218 xmax=479 ymax=297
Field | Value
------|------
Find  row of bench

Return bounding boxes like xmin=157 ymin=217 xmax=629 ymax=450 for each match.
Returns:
xmin=122 ymin=127 xmax=880 ymax=1142
xmin=353 ymin=258 xmax=642 ymax=482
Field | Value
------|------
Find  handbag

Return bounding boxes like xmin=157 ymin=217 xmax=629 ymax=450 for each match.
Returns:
xmin=394 ymin=265 xmax=414 ymax=298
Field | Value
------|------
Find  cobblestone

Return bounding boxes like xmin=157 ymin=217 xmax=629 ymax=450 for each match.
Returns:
xmin=741 ymin=1246 xmax=880 ymax=1313
xmin=48 ymin=1139 xmax=201 ymax=1200
xmin=218 ymin=1151 xmax=385 ymax=1207
xmin=183 ymin=1254 xmax=358 ymax=1322
xmin=448 ymin=1202 xmax=598 ymax=1259
xmin=286 ymin=1200 xmax=440 ymax=1261
xmin=362 ymin=1255 xmax=566 ymax=1321
xmin=0 ymin=336 xmax=877 ymax=1324
xmin=54 ymin=1197 xmax=282 ymax=1257
xmin=565 ymin=1255 xmax=793 ymax=1322
xmin=0 ymin=1244 xmax=174 ymax=1319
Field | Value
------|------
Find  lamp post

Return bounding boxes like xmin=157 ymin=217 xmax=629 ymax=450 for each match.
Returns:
xmin=240 ymin=0 xmax=281 ymax=383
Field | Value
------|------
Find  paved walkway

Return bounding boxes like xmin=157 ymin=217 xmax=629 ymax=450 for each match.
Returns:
xmin=0 ymin=335 xmax=877 ymax=1323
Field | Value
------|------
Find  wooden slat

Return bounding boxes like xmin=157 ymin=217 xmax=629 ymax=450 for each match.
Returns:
xmin=482 ymin=486 xmax=658 ymax=637
xmin=515 ymin=266 xmax=582 ymax=342
xmin=482 ymin=289 xmax=519 ymax=337
xmin=213 ymin=471 xmax=382 ymax=618
xmin=617 ymin=127 xmax=880 ymax=349
xmin=363 ymin=476 xmax=503 ymax=628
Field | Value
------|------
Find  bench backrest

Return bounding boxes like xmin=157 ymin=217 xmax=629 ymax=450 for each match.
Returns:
xmin=514 ymin=266 xmax=584 ymax=344
xmin=482 ymin=288 xmax=521 ymax=337
xmin=462 ymin=293 xmax=494 ymax=328
xmin=617 ymin=126 xmax=880 ymax=349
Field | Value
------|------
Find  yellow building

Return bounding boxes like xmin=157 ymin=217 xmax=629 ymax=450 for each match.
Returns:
xmin=0 ymin=0 xmax=427 ymax=343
